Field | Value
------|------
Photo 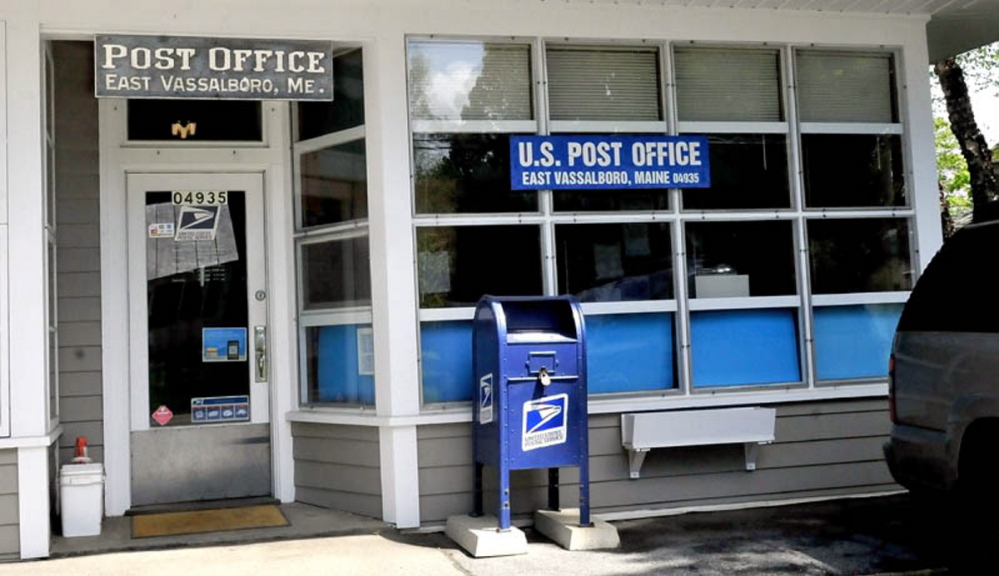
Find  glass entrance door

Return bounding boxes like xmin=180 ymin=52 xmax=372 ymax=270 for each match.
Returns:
xmin=127 ymin=173 xmax=270 ymax=506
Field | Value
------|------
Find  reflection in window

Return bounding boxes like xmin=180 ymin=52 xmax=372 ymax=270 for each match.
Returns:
xmin=546 ymin=46 xmax=661 ymax=122
xmin=685 ymin=221 xmax=796 ymax=298
xmin=301 ymin=237 xmax=371 ymax=309
xmin=556 ymin=223 xmax=672 ymax=302
xmin=417 ymin=225 xmax=542 ymax=308
xmin=413 ymin=134 xmax=537 ymax=214
xmin=407 ymin=41 xmax=532 ymax=122
xmin=681 ymin=134 xmax=789 ymax=210
xmin=297 ymin=49 xmax=365 ymax=140
xmin=808 ymin=219 xmax=912 ymax=294
xmin=300 ymin=139 xmax=368 ymax=227
xmin=802 ymin=134 xmax=905 ymax=208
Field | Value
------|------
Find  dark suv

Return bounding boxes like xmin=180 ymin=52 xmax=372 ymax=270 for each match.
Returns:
xmin=885 ymin=220 xmax=999 ymax=499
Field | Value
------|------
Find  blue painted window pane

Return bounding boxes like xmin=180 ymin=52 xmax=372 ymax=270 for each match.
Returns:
xmin=306 ymin=325 xmax=375 ymax=405
xmin=814 ymin=304 xmax=902 ymax=380
xmin=587 ymin=313 xmax=675 ymax=393
xmin=691 ymin=309 xmax=801 ymax=387
xmin=421 ymin=321 xmax=474 ymax=403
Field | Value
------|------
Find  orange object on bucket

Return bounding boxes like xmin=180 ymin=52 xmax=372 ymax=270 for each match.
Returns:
xmin=72 ymin=436 xmax=92 ymax=464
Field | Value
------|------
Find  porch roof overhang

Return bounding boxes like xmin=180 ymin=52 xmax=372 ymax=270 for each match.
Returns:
xmin=575 ymin=0 xmax=999 ymax=62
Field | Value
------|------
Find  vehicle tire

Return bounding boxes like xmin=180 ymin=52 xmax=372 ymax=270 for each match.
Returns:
xmin=951 ymin=425 xmax=999 ymax=570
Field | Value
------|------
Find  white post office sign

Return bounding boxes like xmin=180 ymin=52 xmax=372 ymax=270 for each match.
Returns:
xmin=95 ymin=34 xmax=333 ymax=101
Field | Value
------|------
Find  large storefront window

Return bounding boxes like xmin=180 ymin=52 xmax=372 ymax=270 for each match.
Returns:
xmin=294 ymin=48 xmax=375 ymax=407
xmin=408 ymin=38 xmax=911 ymax=406
xmin=798 ymin=50 xmax=909 ymax=383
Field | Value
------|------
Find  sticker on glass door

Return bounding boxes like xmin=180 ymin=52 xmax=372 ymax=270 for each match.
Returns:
xmin=191 ymin=396 xmax=250 ymax=423
xmin=203 ymin=328 xmax=247 ymax=362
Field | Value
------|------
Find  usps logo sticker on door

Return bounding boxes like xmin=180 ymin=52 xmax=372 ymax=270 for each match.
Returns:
xmin=175 ymin=204 xmax=221 ymax=241
xmin=522 ymin=393 xmax=568 ymax=451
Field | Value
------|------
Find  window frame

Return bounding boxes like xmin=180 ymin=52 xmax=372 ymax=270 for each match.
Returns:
xmin=292 ymin=47 xmax=375 ymax=408
xmin=407 ymin=37 xmax=916 ymax=409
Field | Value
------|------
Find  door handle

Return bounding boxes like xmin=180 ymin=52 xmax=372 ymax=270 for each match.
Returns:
xmin=254 ymin=325 xmax=268 ymax=382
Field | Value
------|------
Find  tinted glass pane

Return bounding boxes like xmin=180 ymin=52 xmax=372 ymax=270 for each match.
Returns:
xmin=297 ymin=49 xmax=365 ymax=140
xmin=814 ymin=304 xmax=902 ymax=380
xmin=408 ymin=41 xmax=532 ymax=121
xmin=305 ymin=324 xmax=375 ymax=405
xmin=417 ymin=225 xmax=542 ymax=308
xmin=808 ymin=219 xmax=912 ymax=294
xmin=547 ymin=47 xmax=661 ymax=121
xmin=128 ymin=100 xmax=262 ymax=141
xmin=674 ymin=48 xmax=782 ymax=122
xmin=414 ymin=133 xmax=537 ymax=214
xmin=300 ymin=139 xmax=367 ymax=227
xmin=685 ymin=221 xmax=796 ymax=298
xmin=553 ymin=188 xmax=670 ymax=212
xmin=802 ymin=134 xmax=906 ymax=208
xmin=421 ymin=321 xmax=474 ymax=403
xmin=556 ymin=223 xmax=673 ymax=302
xmin=145 ymin=191 xmax=249 ymax=426
xmin=681 ymin=134 xmax=790 ymax=210
xmin=691 ymin=308 xmax=801 ymax=387
xmin=587 ymin=313 xmax=676 ymax=393
xmin=302 ymin=237 xmax=371 ymax=309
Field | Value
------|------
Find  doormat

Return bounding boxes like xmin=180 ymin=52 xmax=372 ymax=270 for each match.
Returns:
xmin=132 ymin=504 xmax=288 ymax=538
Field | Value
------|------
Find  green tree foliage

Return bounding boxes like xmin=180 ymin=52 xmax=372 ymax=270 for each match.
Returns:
xmin=934 ymin=42 xmax=999 ymax=225
xmin=935 ymin=116 xmax=971 ymax=212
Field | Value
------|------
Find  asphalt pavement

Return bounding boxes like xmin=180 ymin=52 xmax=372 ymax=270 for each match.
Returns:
xmin=0 ymin=493 xmax=975 ymax=575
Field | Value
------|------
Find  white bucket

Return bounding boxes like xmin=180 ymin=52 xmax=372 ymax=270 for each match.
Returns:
xmin=60 ymin=463 xmax=104 ymax=537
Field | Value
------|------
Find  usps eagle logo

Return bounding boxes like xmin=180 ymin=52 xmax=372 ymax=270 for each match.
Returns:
xmin=522 ymin=393 xmax=568 ymax=451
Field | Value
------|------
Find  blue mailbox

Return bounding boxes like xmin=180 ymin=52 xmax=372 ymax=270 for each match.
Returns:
xmin=472 ymin=295 xmax=590 ymax=530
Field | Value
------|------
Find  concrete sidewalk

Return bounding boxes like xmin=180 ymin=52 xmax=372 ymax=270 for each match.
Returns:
xmin=1 ymin=494 xmax=959 ymax=575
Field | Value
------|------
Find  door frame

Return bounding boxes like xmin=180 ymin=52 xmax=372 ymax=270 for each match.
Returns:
xmin=126 ymin=172 xmax=270 ymax=430
xmin=99 ymin=99 xmax=298 ymax=515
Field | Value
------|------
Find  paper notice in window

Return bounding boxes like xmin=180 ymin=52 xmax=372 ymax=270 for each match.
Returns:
xmin=419 ymin=251 xmax=451 ymax=294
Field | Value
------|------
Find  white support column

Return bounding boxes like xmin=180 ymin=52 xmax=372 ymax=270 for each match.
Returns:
xmin=902 ymin=27 xmax=944 ymax=271
xmin=6 ymin=3 xmax=47 ymax=441
xmin=17 ymin=446 xmax=49 ymax=559
xmin=366 ymin=30 xmax=423 ymax=528
xmin=7 ymin=7 xmax=54 ymax=558
xmin=265 ymin=101 xmax=297 ymax=504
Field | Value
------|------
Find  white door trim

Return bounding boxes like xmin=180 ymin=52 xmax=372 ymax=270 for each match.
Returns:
xmin=126 ymin=173 xmax=269 ymax=430
xmin=100 ymin=100 xmax=295 ymax=515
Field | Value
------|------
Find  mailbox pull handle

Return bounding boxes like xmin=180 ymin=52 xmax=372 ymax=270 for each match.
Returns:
xmin=538 ymin=366 xmax=552 ymax=386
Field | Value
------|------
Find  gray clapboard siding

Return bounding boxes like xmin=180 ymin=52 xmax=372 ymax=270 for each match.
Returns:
xmin=0 ymin=450 xmax=19 ymax=558
xmin=54 ymin=40 xmax=104 ymax=470
xmin=417 ymin=399 xmax=898 ymax=523
xmin=292 ymin=423 xmax=382 ymax=519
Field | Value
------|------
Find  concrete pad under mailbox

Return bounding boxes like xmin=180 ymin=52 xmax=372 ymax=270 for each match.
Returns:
xmin=534 ymin=509 xmax=620 ymax=551
xmin=445 ymin=515 xmax=528 ymax=558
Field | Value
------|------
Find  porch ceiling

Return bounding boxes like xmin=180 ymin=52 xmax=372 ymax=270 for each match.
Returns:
xmin=581 ymin=0 xmax=999 ymax=62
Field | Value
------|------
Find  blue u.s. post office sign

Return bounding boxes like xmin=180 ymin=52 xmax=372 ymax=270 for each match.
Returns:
xmin=510 ymin=135 xmax=711 ymax=190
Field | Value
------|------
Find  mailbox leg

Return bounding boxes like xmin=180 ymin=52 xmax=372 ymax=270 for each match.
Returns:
xmin=548 ymin=468 xmax=560 ymax=511
xmin=472 ymin=461 xmax=484 ymax=518
xmin=579 ymin=461 xmax=591 ymax=527
xmin=498 ymin=465 xmax=511 ymax=531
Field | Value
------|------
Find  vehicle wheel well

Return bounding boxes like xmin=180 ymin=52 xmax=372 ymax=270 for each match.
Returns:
xmin=958 ymin=418 xmax=999 ymax=484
